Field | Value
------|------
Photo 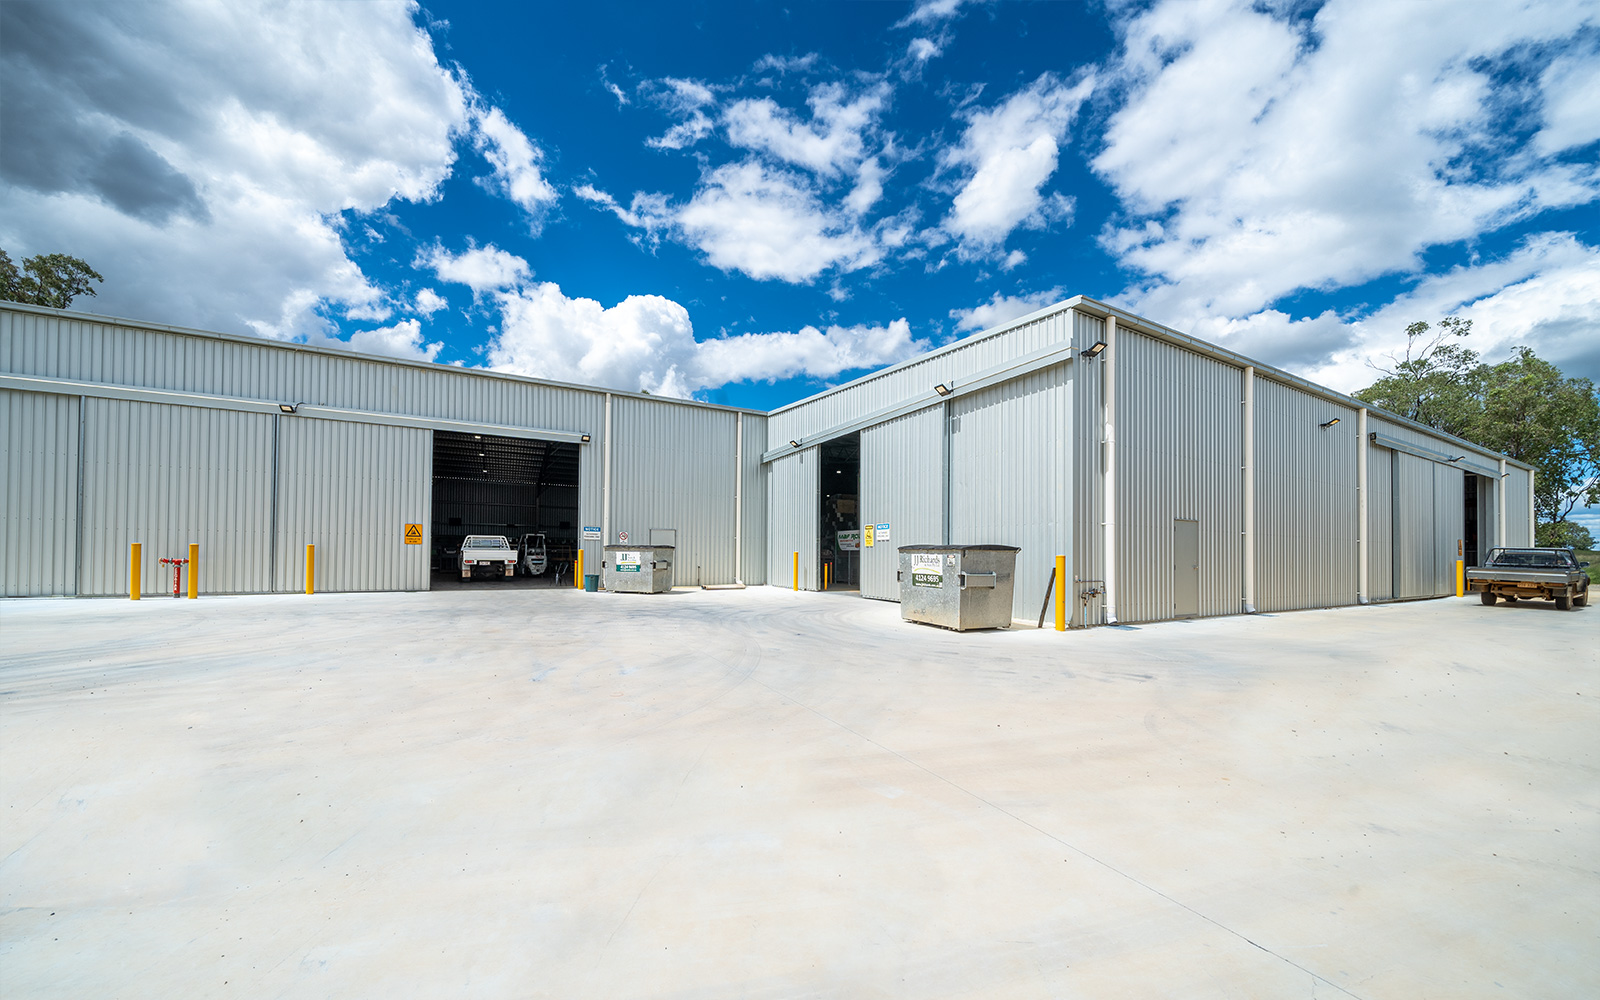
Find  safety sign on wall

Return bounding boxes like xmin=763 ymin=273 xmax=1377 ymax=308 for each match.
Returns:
xmin=875 ymin=523 xmax=890 ymax=541
xmin=582 ymin=526 xmax=602 ymax=540
xmin=863 ymin=524 xmax=875 ymax=548
xmin=403 ymin=523 xmax=423 ymax=545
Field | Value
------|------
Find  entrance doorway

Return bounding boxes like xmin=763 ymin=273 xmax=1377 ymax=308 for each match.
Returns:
xmin=819 ymin=434 xmax=860 ymax=591
xmin=431 ymin=431 xmax=580 ymax=588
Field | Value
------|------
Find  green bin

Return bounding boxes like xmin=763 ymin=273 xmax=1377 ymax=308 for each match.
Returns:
xmin=584 ymin=574 xmax=599 ymax=592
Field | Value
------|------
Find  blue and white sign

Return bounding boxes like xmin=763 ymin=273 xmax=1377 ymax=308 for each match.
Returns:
xmin=582 ymin=526 xmax=602 ymax=540
xmin=875 ymin=523 xmax=891 ymax=541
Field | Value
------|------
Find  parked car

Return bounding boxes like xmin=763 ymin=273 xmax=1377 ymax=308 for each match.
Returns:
xmin=458 ymin=535 xmax=516 ymax=580
xmin=1467 ymin=547 xmax=1590 ymax=611
xmin=518 ymin=533 xmax=549 ymax=576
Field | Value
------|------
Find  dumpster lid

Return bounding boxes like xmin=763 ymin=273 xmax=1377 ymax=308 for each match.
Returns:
xmin=604 ymin=543 xmax=675 ymax=550
xmin=896 ymin=544 xmax=1020 ymax=553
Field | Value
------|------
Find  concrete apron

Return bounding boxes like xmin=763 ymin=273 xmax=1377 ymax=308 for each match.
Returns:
xmin=1 ymin=588 xmax=1594 ymax=999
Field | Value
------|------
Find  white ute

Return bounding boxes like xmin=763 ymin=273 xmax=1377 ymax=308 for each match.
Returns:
xmin=458 ymin=535 xmax=517 ymax=580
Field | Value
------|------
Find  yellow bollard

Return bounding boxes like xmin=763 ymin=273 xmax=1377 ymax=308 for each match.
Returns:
xmin=824 ymin=562 xmax=830 ymax=590
xmin=1456 ymin=559 xmax=1465 ymax=598
xmin=575 ymin=549 xmax=584 ymax=589
xmin=305 ymin=544 xmax=315 ymax=595
xmin=1055 ymin=555 xmax=1066 ymax=632
xmin=793 ymin=551 xmax=799 ymax=591
xmin=188 ymin=542 xmax=199 ymax=599
xmin=130 ymin=542 xmax=141 ymax=600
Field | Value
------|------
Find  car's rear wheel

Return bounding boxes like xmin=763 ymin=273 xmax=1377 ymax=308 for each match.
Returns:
xmin=1576 ymin=585 xmax=1589 ymax=608
xmin=1555 ymin=593 xmax=1571 ymax=611
xmin=1480 ymin=590 xmax=1496 ymax=606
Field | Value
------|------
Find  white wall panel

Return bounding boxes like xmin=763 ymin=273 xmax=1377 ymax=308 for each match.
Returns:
xmin=766 ymin=449 xmax=818 ymax=590
xmin=273 ymin=418 xmax=430 ymax=593
xmin=859 ymin=406 xmax=944 ymax=601
xmin=1 ymin=389 xmax=79 ymax=596
xmin=79 ymin=398 xmax=274 ymax=596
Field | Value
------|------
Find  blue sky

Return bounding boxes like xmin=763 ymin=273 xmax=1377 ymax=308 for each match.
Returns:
xmin=2 ymin=3 xmax=1597 ymax=466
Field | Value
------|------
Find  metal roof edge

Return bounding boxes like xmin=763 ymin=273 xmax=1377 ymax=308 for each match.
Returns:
xmin=1070 ymin=297 xmax=1534 ymax=473
xmin=766 ymin=296 xmax=1088 ymax=416
xmin=0 ymin=301 xmax=767 ymax=418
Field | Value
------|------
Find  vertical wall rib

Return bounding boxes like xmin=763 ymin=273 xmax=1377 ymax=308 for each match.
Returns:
xmin=859 ymin=406 xmax=945 ymax=601
xmin=1 ymin=389 xmax=80 ymax=596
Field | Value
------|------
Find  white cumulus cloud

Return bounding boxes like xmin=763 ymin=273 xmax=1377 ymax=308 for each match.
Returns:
xmin=940 ymin=73 xmax=1094 ymax=253
xmin=950 ymin=288 xmax=1068 ymax=332
xmin=0 ymin=0 xmax=470 ymax=341
xmin=328 ymin=318 xmax=444 ymax=363
xmin=470 ymin=105 xmax=558 ymax=229
xmin=417 ymin=243 xmax=531 ymax=296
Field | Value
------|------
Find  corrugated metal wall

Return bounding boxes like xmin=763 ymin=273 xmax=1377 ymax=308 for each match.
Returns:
xmin=948 ymin=365 xmax=1075 ymax=622
xmin=766 ymin=449 xmax=818 ymax=590
xmin=1252 ymin=379 xmax=1359 ymax=612
xmin=609 ymin=397 xmax=738 ymax=586
xmin=274 ymin=417 xmax=430 ymax=593
xmin=1504 ymin=466 xmax=1534 ymax=546
xmin=79 ymin=398 xmax=275 ymax=596
xmin=1115 ymin=333 xmax=1243 ymax=622
xmin=768 ymin=307 xmax=1077 ymax=443
xmin=739 ymin=414 xmax=769 ymax=585
xmin=860 ymin=406 xmax=946 ymax=601
xmin=1072 ymin=312 xmax=1106 ymax=625
xmin=1 ymin=389 xmax=80 ymax=596
xmin=1366 ymin=443 xmax=1394 ymax=600
xmin=1433 ymin=464 xmax=1465 ymax=595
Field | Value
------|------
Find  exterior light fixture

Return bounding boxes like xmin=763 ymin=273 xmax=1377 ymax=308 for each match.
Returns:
xmin=1446 ymin=455 xmax=1464 ymax=463
xmin=580 ymin=434 xmax=591 ymax=443
xmin=790 ymin=439 xmax=801 ymax=448
xmin=278 ymin=402 xmax=299 ymax=414
xmin=1080 ymin=341 xmax=1107 ymax=360
xmin=933 ymin=383 xmax=953 ymax=397
xmin=1320 ymin=417 xmax=1341 ymax=428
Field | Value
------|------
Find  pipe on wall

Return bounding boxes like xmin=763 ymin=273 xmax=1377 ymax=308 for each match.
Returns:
xmin=1357 ymin=407 xmax=1368 ymax=604
xmin=734 ymin=413 xmax=743 ymax=585
xmin=1242 ymin=365 xmax=1256 ymax=614
xmin=602 ymin=392 xmax=613 ymax=546
xmin=1103 ymin=315 xmax=1118 ymax=624
xmin=1497 ymin=457 xmax=1506 ymax=548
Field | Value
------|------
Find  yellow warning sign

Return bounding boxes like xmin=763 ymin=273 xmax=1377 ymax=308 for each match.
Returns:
xmin=863 ymin=524 xmax=875 ymax=548
xmin=404 ymin=523 xmax=424 ymax=545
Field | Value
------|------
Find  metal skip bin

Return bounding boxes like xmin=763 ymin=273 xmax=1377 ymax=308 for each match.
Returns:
xmin=602 ymin=545 xmax=675 ymax=594
xmin=897 ymin=545 xmax=1021 ymax=631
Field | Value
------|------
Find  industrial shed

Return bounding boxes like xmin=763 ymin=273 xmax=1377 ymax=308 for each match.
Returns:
xmin=0 ymin=302 xmax=767 ymax=598
xmin=2 ymin=297 xmax=1534 ymax=626
xmin=763 ymin=297 xmax=1535 ymax=626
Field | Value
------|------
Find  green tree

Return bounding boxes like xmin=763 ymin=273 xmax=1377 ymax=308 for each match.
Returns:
xmin=1537 ymin=519 xmax=1593 ymax=550
xmin=0 ymin=248 xmax=104 ymax=309
xmin=1354 ymin=318 xmax=1600 ymax=539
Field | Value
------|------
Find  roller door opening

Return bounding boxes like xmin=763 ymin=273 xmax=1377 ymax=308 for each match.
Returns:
xmin=431 ymin=431 xmax=580 ymax=589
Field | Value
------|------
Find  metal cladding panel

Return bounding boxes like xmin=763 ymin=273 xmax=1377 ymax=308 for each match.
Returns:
xmin=948 ymin=366 xmax=1074 ymax=623
xmin=740 ymin=415 xmax=769 ymax=584
xmin=1433 ymin=463 xmax=1465 ymax=594
xmin=859 ymin=406 xmax=945 ymax=601
xmin=1394 ymin=453 xmax=1438 ymax=599
xmin=1366 ymin=445 xmax=1394 ymax=600
xmin=1 ymin=389 xmax=79 ymax=596
xmin=1 ymin=307 xmax=666 ymax=435
xmin=274 ymin=418 xmax=430 ymax=593
xmin=768 ymin=307 xmax=1076 ymax=442
xmin=766 ymin=449 xmax=819 ymax=590
xmin=1252 ymin=379 xmax=1359 ymax=612
xmin=1072 ymin=311 xmax=1107 ymax=625
xmin=609 ymin=397 xmax=737 ymax=587
xmin=79 ymin=398 xmax=274 ymax=596
xmin=1503 ymin=466 xmax=1533 ymax=546
xmin=1115 ymin=334 xmax=1243 ymax=622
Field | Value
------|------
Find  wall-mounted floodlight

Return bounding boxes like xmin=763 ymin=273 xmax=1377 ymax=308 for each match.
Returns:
xmin=278 ymin=402 xmax=300 ymax=414
xmin=790 ymin=439 xmax=801 ymax=449
xmin=1080 ymin=341 xmax=1107 ymax=360
xmin=1446 ymin=455 xmax=1464 ymax=463
xmin=580 ymin=434 xmax=591 ymax=443
xmin=933 ymin=383 xmax=953 ymax=397
xmin=1320 ymin=417 xmax=1341 ymax=428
